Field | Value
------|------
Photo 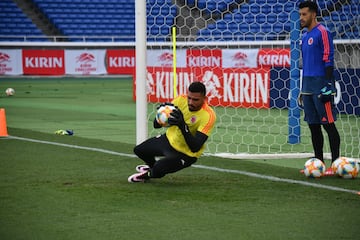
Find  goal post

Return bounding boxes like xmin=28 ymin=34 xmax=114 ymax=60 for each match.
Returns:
xmin=288 ymin=10 xmax=301 ymax=145
xmin=135 ymin=0 xmax=148 ymax=144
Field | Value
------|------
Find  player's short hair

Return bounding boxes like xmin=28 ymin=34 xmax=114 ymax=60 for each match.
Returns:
xmin=189 ymin=81 xmax=206 ymax=96
xmin=299 ymin=1 xmax=319 ymax=15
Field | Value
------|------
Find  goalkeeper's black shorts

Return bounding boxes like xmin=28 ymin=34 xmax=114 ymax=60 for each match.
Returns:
xmin=133 ymin=134 xmax=197 ymax=178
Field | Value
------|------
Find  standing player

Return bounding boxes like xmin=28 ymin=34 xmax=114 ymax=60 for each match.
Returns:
xmin=128 ymin=81 xmax=216 ymax=183
xmin=298 ymin=1 xmax=340 ymax=175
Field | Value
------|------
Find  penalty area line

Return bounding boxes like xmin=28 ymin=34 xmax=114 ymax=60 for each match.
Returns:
xmin=6 ymin=135 xmax=360 ymax=196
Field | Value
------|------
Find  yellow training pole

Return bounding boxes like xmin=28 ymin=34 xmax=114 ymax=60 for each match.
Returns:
xmin=172 ymin=26 xmax=177 ymax=98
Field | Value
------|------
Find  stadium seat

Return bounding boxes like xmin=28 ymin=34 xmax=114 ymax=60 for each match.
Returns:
xmin=31 ymin=0 xmax=176 ymax=42
xmin=260 ymin=5 xmax=272 ymax=15
xmin=3 ymin=0 xmax=357 ymax=42
xmin=255 ymin=14 xmax=266 ymax=24
xmin=0 ymin=0 xmax=46 ymax=41
xmin=197 ymin=0 xmax=359 ymax=41
xmin=250 ymin=5 xmax=261 ymax=15
xmin=266 ymin=13 xmax=278 ymax=24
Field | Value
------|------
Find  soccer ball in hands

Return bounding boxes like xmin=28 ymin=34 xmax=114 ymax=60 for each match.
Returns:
xmin=5 ymin=88 xmax=15 ymax=96
xmin=156 ymin=104 xmax=176 ymax=127
xmin=334 ymin=157 xmax=359 ymax=179
xmin=303 ymin=158 xmax=325 ymax=178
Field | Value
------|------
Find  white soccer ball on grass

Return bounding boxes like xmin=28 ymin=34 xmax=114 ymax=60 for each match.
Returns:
xmin=334 ymin=157 xmax=359 ymax=179
xmin=5 ymin=88 xmax=15 ymax=96
xmin=303 ymin=158 xmax=325 ymax=178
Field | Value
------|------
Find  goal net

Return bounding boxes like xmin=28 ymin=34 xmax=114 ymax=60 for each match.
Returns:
xmin=138 ymin=0 xmax=360 ymax=160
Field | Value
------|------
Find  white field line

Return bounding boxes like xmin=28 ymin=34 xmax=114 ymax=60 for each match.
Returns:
xmin=5 ymin=135 xmax=360 ymax=196
xmin=207 ymin=152 xmax=331 ymax=160
xmin=192 ymin=165 xmax=360 ymax=195
xmin=8 ymin=136 xmax=136 ymax=158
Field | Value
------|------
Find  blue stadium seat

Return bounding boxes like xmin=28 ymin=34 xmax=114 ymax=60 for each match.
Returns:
xmin=278 ymin=12 xmax=288 ymax=24
xmin=197 ymin=0 xmax=236 ymax=14
xmin=284 ymin=2 xmax=295 ymax=12
xmin=255 ymin=14 xmax=266 ymax=24
xmin=250 ymin=23 xmax=261 ymax=33
xmin=185 ymin=0 xmax=196 ymax=7
xmin=228 ymin=21 xmax=239 ymax=32
xmin=239 ymin=25 xmax=250 ymax=33
xmin=31 ymin=0 xmax=175 ymax=42
xmin=5 ymin=0 xmax=356 ymax=42
xmin=261 ymin=23 xmax=273 ymax=33
xmin=239 ymin=5 xmax=250 ymax=14
xmin=197 ymin=0 xmax=359 ymax=41
xmin=0 ymin=0 xmax=46 ymax=41
xmin=260 ymin=5 xmax=272 ymax=15
xmin=266 ymin=13 xmax=278 ymax=24
xmin=250 ymin=5 xmax=261 ymax=15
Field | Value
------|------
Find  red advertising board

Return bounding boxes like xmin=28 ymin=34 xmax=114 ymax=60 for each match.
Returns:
xmin=15 ymin=48 xmax=284 ymax=109
xmin=258 ymin=48 xmax=290 ymax=67
xmin=22 ymin=49 xmax=65 ymax=75
xmin=186 ymin=49 xmax=222 ymax=68
xmin=144 ymin=48 xmax=271 ymax=108
xmin=145 ymin=66 xmax=270 ymax=108
xmin=106 ymin=49 xmax=135 ymax=75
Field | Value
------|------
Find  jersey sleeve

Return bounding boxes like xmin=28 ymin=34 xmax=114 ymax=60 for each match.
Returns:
xmin=198 ymin=104 xmax=216 ymax=136
xmin=318 ymin=25 xmax=334 ymax=68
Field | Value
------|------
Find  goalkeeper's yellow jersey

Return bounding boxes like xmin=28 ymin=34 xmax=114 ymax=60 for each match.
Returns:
xmin=166 ymin=95 xmax=216 ymax=158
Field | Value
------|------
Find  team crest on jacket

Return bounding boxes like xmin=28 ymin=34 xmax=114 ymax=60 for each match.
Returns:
xmin=308 ymin=37 xmax=313 ymax=45
xmin=191 ymin=116 xmax=197 ymax=123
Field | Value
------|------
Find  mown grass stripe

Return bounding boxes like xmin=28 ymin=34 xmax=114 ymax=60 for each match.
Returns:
xmin=6 ymin=135 xmax=360 ymax=196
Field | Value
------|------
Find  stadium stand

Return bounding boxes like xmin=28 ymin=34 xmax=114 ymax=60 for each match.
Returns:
xmin=32 ymin=0 xmax=176 ymax=42
xmin=319 ymin=0 xmax=360 ymax=39
xmin=0 ymin=0 xmax=358 ymax=42
xmin=197 ymin=0 xmax=360 ymax=41
xmin=0 ymin=0 xmax=47 ymax=41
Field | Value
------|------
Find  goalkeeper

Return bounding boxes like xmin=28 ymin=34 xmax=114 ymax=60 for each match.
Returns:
xmin=298 ymin=1 xmax=340 ymax=176
xmin=128 ymin=81 xmax=216 ymax=183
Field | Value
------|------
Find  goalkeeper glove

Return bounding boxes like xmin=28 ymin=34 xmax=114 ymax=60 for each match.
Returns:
xmin=318 ymin=85 xmax=333 ymax=103
xmin=168 ymin=107 xmax=185 ymax=128
xmin=168 ymin=108 xmax=192 ymax=141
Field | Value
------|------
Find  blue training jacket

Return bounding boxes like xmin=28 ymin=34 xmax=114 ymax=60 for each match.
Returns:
xmin=301 ymin=23 xmax=334 ymax=94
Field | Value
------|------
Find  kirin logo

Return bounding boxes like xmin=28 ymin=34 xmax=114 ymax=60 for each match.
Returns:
xmin=158 ymin=52 xmax=173 ymax=66
xmin=202 ymin=71 xmax=222 ymax=102
xmin=232 ymin=52 xmax=248 ymax=67
xmin=76 ymin=53 xmax=95 ymax=63
xmin=0 ymin=52 xmax=11 ymax=63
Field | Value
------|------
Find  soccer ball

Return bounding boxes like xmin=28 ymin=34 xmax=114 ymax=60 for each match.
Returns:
xmin=336 ymin=157 xmax=359 ymax=179
xmin=331 ymin=157 xmax=345 ymax=175
xmin=156 ymin=104 xmax=176 ymax=127
xmin=303 ymin=158 xmax=325 ymax=178
xmin=5 ymin=88 xmax=15 ymax=96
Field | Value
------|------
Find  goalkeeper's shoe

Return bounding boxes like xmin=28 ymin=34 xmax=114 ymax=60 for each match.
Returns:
xmin=324 ymin=167 xmax=335 ymax=176
xmin=135 ymin=165 xmax=150 ymax=173
xmin=128 ymin=171 xmax=150 ymax=183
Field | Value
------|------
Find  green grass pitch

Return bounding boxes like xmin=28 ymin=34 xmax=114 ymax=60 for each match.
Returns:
xmin=0 ymin=77 xmax=359 ymax=240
